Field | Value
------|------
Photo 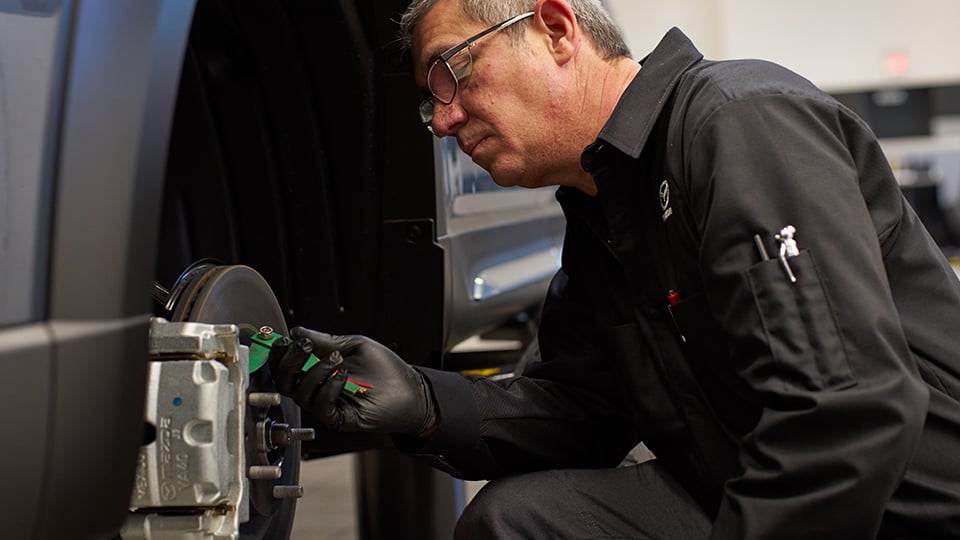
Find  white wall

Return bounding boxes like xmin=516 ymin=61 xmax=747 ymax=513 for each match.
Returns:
xmin=605 ymin=0 xmax=960 ymax=92
xmin=604 ymin=0 xmax=724 ymax=60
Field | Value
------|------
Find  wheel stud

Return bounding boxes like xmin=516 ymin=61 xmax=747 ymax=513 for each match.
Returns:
xmin=290 ymin=428 xmax=316 ymax=441
xmin=273 ymin=485 xmax=303 ymax=499
xmin=248 ymin=465 xmax=282 ymax=480
xmin=249 ymin=392 xmax=282 ymax=407
xmin=269 ymin=423 xmax=316 ymax=447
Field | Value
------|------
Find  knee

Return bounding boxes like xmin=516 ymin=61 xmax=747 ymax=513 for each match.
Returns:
xmin=454 ymin=475 xmax=544 ymax=540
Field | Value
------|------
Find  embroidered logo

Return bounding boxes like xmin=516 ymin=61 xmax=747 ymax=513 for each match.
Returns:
xmin=659 ymin=179 xmax=673 ymax=222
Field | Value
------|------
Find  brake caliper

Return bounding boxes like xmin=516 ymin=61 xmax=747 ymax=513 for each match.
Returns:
xmin=122 ymin=318 xmax=250 ymax=539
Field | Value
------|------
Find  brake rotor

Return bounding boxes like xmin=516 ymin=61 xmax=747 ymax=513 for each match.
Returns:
xmin=166 ymin=264 xmax=301 ymax=538
xmin=171 ymin=264 xmax=288 ymax=340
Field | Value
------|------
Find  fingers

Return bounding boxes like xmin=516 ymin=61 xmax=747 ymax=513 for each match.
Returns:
xmin=315 ymin=358 xmax=350 ymax=423
xmin=293 ymin=350 xmax=344 ymax=404
xmin=290 ymin=326 xmax=356 ymax=356
xmin=267 ymin=336 xmax=299 ymax=395
xmin=294 ymin=351 xmax=350 ymax=431
xmin=268 ymin=336 xmax=327 ymax=394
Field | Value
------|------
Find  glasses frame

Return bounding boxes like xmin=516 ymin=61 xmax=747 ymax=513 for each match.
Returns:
xmin=419 ymin=11 xmax=535 ymax=132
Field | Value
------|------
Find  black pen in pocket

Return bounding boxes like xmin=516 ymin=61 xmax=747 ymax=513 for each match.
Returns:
xmin=753 ymin=234 xmax=770 ymax=262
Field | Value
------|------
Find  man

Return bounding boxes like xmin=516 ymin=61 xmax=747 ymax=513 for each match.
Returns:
xmin=271 ymin=0 xmax=960 ymax=537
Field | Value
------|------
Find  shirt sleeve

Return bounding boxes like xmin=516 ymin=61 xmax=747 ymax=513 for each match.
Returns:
xmin=685 ymin=93 xmax=930 ymax=539
xmin=396 ymin=267 xmax=639 ymax=480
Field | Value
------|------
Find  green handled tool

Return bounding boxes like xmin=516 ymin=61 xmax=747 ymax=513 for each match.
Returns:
xmin=248 ymin=326 xmax=369 ymax=395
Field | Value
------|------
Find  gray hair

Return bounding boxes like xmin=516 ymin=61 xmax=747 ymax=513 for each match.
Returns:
xmin=398 ymin=0 xmax=631 ymax=60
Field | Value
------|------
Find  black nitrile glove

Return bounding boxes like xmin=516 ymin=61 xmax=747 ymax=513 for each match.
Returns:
xmin=268 ymin=327 xmax=439 ymax=437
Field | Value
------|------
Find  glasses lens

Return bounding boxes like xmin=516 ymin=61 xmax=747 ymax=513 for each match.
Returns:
xmin=427 ymin=59 xmax=457 ymax=104
xmin=447 ymin=48 xmax=472 ymax=83
xmin=428 ymin=46 xmax=472 ymax=104
xmin=419 ymin=99 xmax=434 ymax=125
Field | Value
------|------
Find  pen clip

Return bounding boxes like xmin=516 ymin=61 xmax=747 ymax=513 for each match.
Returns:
xmin=774 ymin=225 xmax=799 ymax=283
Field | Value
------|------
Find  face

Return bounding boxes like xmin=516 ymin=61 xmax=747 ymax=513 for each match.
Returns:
xmin=412 ymin=1 xmax=578 ymax=189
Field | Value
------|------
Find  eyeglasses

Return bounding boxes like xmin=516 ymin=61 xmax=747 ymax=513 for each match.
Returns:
xmin=418 ymin=11 xmax=534 ymax=132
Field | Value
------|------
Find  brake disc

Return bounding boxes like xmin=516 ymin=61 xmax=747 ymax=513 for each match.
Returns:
xmin=170 ymin=265 xmax=287 ymax=339
xmin=169 ymin=264 xmax=308 ymax=539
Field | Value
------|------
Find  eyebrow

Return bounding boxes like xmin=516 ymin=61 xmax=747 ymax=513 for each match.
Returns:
xmin=423 ymin=46 xmax=448 ymax=72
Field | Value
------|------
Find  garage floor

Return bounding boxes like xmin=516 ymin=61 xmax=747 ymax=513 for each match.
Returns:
xmin=290 ymin=453 xmax=358 ymax=540
xmin=290 ymin=454 xmax=486 ymax=540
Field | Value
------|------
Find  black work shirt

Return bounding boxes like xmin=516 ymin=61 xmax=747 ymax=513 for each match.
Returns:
xmin=411 ymin=28 xmax=960 ymax=539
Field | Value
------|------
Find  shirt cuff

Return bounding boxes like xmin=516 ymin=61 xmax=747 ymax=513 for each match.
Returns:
xmin=391 ymin=367 xmax=497 ymax=479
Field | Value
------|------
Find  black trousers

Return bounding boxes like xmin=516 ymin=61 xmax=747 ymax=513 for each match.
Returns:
xmin=455 ymin=461 xmax=711 ymax=539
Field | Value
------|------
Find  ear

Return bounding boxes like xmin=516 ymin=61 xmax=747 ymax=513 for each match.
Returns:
xmin=534 ymin=0 xmax=579 ymax=65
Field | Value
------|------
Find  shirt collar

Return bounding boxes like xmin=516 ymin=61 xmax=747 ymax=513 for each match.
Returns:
xmin=587 ymin=27 xmax=704 ymax=161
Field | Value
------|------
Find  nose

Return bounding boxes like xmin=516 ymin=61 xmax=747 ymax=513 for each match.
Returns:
xmin=430 ymin=99 xmax=467 ymax=137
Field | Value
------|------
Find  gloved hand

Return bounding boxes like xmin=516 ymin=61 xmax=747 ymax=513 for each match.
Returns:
xmin=267 ymin=327 xmax=439 ymax=437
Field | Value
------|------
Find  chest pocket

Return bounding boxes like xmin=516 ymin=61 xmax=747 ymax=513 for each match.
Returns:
xmin=746 ymin=250 xmax=855 ymax=392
